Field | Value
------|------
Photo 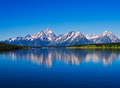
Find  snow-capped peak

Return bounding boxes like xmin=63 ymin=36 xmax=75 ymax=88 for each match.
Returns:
xmin=43 ymin=28 xmax=56 ymax=41
xmin=25 ymin=34 xmax=31 ymax=38
xmin=102 ymin=30 xmax=112 ymax=36
xmin=62 ymin=31 xmax=76 ymax=42
xmin=65 ymin=31 xmax=75 ymax=35
xmin=32 ymin=31 xmax=45 ymax=38
xmin=44 ymin=28 xmax=53 ymax=34
xmin=105 ymin=30 xmax=109 ymax=32
xmin=16 ymin=36 xmax=23 ymax=40
xmin=76 ymin=31 xmax=82 ymax=35
xmin=45 ymin=28 xmax=50 ymax=31
xmin=100 ymin=30 xmax=119 ymax=42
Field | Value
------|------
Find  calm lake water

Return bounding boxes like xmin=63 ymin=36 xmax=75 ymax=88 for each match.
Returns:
xmin=0 ymin=48 xmax=120 ymax=88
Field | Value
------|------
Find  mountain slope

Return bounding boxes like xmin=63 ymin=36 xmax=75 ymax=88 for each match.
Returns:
xmin=49 ymin=31 xmax=89 ymax=46
xmin=1 ymin=29 xmax=120 ymax=46
xmin=2 ymin=28 xmax=56 ymax=46
xmin=91 ymin=31 xmax=120 ymax=43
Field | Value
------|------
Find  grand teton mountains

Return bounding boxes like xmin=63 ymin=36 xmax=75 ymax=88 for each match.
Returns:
xmin=1 ymin=28 xmax=120 ymax=46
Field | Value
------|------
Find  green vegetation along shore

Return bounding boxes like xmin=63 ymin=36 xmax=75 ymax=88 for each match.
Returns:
xmin=67 ymin=42 xmax=120 ymax=49
xmin=0 ymin=42 xmax=31 ymax=51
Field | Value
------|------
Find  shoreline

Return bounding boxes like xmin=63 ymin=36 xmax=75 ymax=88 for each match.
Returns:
xmin=67 ymin=47 xmax=120 ymax=49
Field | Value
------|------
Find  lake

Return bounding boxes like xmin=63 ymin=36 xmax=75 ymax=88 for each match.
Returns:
xmin=0 ymin=48 xmax=120 ymax=88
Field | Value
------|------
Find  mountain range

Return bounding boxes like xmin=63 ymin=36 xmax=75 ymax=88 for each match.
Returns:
xmin=1 ymin=28 xmax=120 ymax=46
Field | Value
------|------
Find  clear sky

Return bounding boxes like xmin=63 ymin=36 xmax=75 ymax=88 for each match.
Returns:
xmin=0 ymin=0 xmax=120 ymax=40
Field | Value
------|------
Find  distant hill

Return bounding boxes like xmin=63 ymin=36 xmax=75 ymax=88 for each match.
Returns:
xmin=1 ymin=28 xmax=120 ymax=46
xmin=0 ymin=42 xmax=31 ymax=51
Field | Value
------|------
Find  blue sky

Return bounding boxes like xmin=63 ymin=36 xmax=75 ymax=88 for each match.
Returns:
xmin=0 ymin=0 xmax=120 ymax=40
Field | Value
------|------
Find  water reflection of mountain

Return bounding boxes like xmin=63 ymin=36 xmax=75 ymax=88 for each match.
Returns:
xmin=2 ymin=48 xmax=120 ymax=67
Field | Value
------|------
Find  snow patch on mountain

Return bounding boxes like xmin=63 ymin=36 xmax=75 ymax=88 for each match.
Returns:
xmin=85 ymin=34 xmax=99 ymax=39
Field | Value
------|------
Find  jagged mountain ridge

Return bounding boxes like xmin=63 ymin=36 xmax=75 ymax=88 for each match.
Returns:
xmin=86 ymin=31 xmax=120 ymax=43
xmin=1 ymin=28 xmax=120 ymax=46
xmin=49 ymin=31 xmax=89 ymax=46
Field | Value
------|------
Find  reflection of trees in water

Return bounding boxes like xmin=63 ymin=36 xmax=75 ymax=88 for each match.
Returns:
xmin=3 ymin=49 xmax=120 ymax=67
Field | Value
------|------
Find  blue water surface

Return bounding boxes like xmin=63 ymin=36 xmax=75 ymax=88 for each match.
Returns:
xmin=0 ymin=48 xmax=120 ymax=88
